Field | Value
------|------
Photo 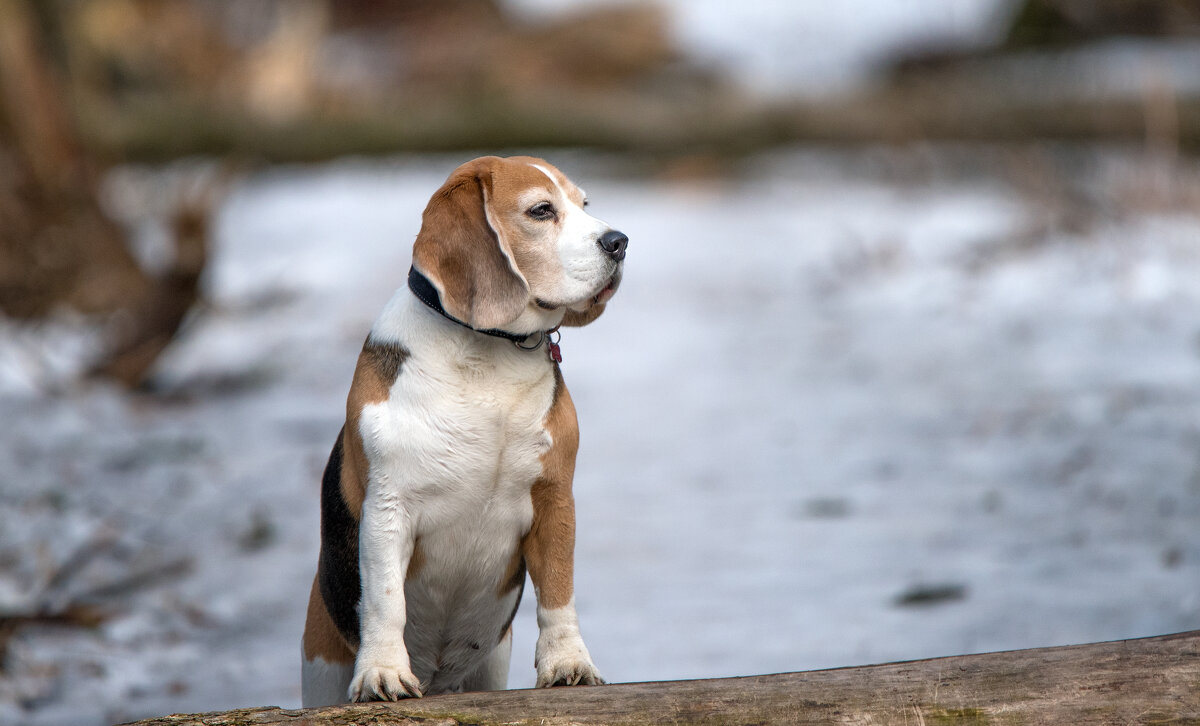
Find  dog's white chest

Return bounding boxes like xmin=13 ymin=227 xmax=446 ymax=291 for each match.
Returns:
xmin=362 ymin=291 xmax=558 ymax=544
xmin=360 ymin=348 xmax=553 ymax=521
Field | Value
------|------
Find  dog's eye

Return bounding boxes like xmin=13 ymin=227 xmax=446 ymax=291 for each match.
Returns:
xmin=526 ymin=202 xmax=557 ymax=221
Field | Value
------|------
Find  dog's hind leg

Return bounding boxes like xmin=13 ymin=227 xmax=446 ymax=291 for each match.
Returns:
xmin=301 ymin=576 xmax=356 ymax=707
xmin=302 ymin=647 xmax=354 ymax=707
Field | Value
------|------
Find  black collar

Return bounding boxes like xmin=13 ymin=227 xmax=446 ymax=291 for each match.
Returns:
xmin=407 ymin=266 xmax=561 ymax=359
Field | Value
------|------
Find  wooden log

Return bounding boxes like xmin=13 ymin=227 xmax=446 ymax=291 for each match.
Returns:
xmin=122 ymin=629 xmax=1200 ymax=726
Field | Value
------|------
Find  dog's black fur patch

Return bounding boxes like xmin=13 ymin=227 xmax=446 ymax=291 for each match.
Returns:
xmin=317 ymin=430 xmax=362 ymax=649
xmin=362 ymin=339 xmax=407 ymax=384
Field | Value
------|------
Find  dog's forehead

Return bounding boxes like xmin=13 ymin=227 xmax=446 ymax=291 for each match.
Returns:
xmin=491 ymin=157 xmax=585 ymax=207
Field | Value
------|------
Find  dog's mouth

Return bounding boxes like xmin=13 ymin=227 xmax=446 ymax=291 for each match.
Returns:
xmin=534 ymin=270 xmax=622 ymax=312
xmin=592 ymin=274 xmax=619 ymax=305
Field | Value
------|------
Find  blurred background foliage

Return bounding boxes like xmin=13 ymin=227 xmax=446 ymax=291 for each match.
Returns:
xmin=0 ymin=0 xmax=1197 ymax=381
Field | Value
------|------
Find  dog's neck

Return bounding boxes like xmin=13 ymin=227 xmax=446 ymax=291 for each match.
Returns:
xmin=406 ymin=266 xmax=562 ymax=361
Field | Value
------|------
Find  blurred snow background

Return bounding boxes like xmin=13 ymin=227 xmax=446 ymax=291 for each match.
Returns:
xmin=2 ymin=2 xmax=1200 ymax=725
xmin=511 ymin=0 xmax=1014 ymax=94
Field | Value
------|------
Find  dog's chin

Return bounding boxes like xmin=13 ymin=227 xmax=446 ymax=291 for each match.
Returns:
xmin=571 ymin=271 xmax=621 ymax=312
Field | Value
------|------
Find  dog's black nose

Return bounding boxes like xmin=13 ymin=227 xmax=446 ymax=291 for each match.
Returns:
xmin=597 ymin=230 xmax=628 ymax=262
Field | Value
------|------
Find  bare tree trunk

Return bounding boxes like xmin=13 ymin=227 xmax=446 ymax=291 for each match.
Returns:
xmin=0 ymin=0 xmax=150 ymax=319
xmin=0 ymin=0 xmax=215 ymax=387
xmin=0 ymin=0 xmax=81 ymax=191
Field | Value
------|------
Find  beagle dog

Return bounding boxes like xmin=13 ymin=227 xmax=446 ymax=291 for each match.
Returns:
xmin=300 ymin=156 xmax=626 ymax=706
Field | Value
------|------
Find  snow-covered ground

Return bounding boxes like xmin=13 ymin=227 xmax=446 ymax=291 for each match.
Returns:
xmin=2 ymin=145 xmax=1200 ymax=725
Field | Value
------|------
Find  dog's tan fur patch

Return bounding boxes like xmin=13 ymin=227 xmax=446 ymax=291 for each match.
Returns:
xmin=303 ymin=576 xmax=356 ymax=664
xmin=522 ymin=367 xmax=580 ymax=610
xmin=342 ymin=339 xmax=409 ymax=519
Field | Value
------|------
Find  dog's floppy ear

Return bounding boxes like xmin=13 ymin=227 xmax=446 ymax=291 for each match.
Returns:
xmin=411 ymin=158 xmax=529 ymax=330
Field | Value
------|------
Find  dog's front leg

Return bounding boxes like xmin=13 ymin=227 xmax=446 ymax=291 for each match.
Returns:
xmin=349 ymin=482 xmax=422 ymax=701
xmin=524 ymin=479 xmax=604 ymax=687
xmin=525 ymin=381 xmax=604 ymax=688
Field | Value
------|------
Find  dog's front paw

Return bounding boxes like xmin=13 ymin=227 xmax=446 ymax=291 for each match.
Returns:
xmin=536 ymin=655 xmax=605 ymax=687
xmin=535 ymin=641 xmax=605 ymax=688
xmin=349 ymin=663 xmax=423 ymax=701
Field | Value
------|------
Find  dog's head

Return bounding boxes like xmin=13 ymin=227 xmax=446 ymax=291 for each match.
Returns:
xmin=412 ymin=156 xmax=626 ymax=335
